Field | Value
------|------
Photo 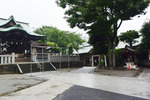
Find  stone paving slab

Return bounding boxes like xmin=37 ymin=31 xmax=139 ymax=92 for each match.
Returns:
xmin=55 ymin=85 xmax=149 ymax=100
xmin=70 ymin=67 xmax=96 ymax=73
xmin=0 ymin=74 xmax=46 ymax=96
xmin=0 ymin=80 xmax=72 ymax=100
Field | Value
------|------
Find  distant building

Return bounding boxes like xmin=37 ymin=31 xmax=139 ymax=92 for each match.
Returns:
xmin=74 ymin=45 xmax=102 ymax=66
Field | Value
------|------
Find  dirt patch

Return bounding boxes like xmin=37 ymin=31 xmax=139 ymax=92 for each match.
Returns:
xmin=93 ymin=68 xmax=143 ymax=77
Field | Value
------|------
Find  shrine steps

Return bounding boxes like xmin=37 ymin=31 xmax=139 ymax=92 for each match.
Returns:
xmin=0 ymin=62 xmax=56 ymax=74
xmin=15 ymin=58 xmax=30 ymax=62
xmin=0 ymin=61 xmax=83 ymax=74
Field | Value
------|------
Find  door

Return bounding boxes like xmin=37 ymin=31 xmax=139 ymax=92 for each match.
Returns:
xmin=93 ymin=56 xmax=99 ymax=66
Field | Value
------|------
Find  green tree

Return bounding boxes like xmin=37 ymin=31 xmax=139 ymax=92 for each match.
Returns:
xmin=88 ymin=23 xmax=113 ymax=67
xmin=115 ymin=49 xmax=123 ymax=67
xmin=67 ymin=43 xmax=73 ymax=54
xmin=139 ymin=21 xmax=150 ymax=60
xmin=34 ymin=26 xmax=85 ymax=52
xmin=46 ymin=41 xmax=60 ymax=53
xmin=136 ymin=43 xmax=149 ymax=60
xmin=119 ymin=30 xmax=140 ymax=47
xmin=56 ymin=0 xmax=150 ymax=68
xmin=141 ymin=21 xmax=150 ymax=48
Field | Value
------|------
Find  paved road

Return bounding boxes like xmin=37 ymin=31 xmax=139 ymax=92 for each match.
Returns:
xmin=55 ymin=85 xmax=149 ymax=100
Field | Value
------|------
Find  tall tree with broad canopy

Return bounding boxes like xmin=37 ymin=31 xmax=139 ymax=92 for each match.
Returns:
xmin=56 ymin=0 xmax=150 ymax=68
xmin=34 ymin=26 xmax=85 ymax=53
xmin=139 ymin=21 xmax=150 ymax=59
xmin=88 ymin=21 xmax=114 ymax=67
xmin=119 ymin=30 xmax=140 ymax=47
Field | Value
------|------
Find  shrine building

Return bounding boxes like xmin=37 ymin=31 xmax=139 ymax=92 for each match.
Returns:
xmin=0 ymin=16 xmax=44 ymax=59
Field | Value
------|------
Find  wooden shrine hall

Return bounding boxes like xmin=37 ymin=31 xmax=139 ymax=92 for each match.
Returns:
xmin=0 ymin=16 xmax=82 ymax=74
xmin=0 ymin=16 xmax=44 ymax=61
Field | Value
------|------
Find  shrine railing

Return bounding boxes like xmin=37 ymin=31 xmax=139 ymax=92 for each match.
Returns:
xmin=0 ymin=53 xmax=15 ymax=64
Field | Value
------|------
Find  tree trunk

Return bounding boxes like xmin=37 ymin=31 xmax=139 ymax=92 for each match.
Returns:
xmin=112 ymin=42 xmax=116 ymax=69
xmin=108 ymin=41 xmax=112 ymax=68
xmin=130 ymin=42 xmax=132 ymax=47
xmin=112 ymin=23 xmax=118 ymax=69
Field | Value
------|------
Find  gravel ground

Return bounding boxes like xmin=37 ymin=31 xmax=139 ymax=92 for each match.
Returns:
xmin=0 ymin=74 xmax=46 ymax=96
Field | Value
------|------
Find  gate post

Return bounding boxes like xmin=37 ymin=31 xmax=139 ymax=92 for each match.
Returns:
xmin=12 ymin=53 xmax=15 ymax=63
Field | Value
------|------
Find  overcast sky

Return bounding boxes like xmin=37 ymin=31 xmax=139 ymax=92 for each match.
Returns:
xmin=0 ymin=0 xmax=150 ymax=48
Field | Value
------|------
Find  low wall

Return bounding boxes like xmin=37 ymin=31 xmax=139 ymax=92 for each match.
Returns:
xmin=51 ymin=61 xmax=83 ymax=69
xmin=0 ymin=61 xmax=83 ymax=74
xmin=0 ymin=64 xmax=18 ymax=74
xmin=136 ymin=60 xmax=150 ymax=67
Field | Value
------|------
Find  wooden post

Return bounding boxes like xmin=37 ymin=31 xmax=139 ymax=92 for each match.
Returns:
xmin=104 ymin=55 xmax=107 ymax=67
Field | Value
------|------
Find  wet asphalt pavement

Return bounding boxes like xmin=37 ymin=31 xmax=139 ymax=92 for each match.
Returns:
xmin=0 ymin=67 xmax=150 ymax=100
xmin=70 ymin=67 xmax=96 ymax=73
xmin=55 ymin=85 xmax=149 ymax=100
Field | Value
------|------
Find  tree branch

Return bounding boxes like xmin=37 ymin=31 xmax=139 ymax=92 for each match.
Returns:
xmin=117 ymin=20 xmax=123 ymax=29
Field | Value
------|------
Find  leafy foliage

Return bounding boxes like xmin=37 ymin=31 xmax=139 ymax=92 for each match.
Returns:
xmin=67 ymin=43 xmax=73 ymax=55
xmin=46 ymin=41 xmax=60 ymax=53
xmin=136 ymin=43 xmax=149 ymax=60
xmin=115 ymin=49 xmax=123 ymax=67
xmin=34 ymin=26 xmax=85 ymax=53
xmin=87 ymin=21 xmax=113 ymax=54
xmin=138 ymin=21 xmax=150 ymax=60
xmin=140 ymin=21 xmax=150 ymax=48
xmin=56 ymin=0 xmax=149 ymax=29
xmin=56 ymin=0 xmax=150 ymax=68
xmin=119 ymin=30 xmax=140 ymax=47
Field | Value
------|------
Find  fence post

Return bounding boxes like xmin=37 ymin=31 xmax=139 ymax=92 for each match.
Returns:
xmin=5 ymin=56 xmax=7 ymax=64
xmin=60 ymin=51 xmax=62 ymax=69
xmin=8 ymin=56 xmax=11 ymax=64
xmin=1 ymin=56 xmax=3 ymax=64
xmin=68 ymin=48 xmax=69 ymax=69
xmin=48 ymin=53 xmax=50 ymax=62
xmin=12 ymin=53 xmax=15 ymax=64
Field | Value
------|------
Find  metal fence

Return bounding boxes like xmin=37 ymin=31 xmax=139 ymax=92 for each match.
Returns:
xmin=0 ymin=53 xmax=80 ymax=65
xmin=34 ymin=53 xmax=80 ymax=62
